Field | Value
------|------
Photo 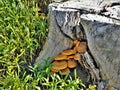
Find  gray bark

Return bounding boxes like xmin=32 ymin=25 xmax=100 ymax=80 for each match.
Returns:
xmin=35 ymin=0 xmax=120 ymax=89
xmin=35 ymin=8 xmax=73 ymax=65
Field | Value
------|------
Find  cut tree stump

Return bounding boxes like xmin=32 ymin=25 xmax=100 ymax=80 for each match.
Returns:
xmin=35 ymin=0 xmax=120 ymax=89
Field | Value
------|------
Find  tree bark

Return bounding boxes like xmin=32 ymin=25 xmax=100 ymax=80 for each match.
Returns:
xmin=35 ymin=0 xmax=120 ymax=89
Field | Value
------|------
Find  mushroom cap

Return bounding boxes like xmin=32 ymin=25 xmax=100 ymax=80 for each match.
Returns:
xmin=51 ymin=68 xmax=59 ymax=72
xmin=51 ymin=61 xmax=67 ymax=71
xmin=67 ymin=55 xmax=74 ymax=60
xmin=76 ymin=41 xmax=80 ymax=47
xmin=61 ymin=49 xmax=76 ymax=55
xmin=54 ymin=54 xmax=67 ymax=60
xmin=77 ymin=42 xmax=87 ymax=54
xmin=60 ymin=68 xmax=70 ymax=75
xmin=74 ymin=40 xmax=78 ymax=44
xmin=74 ymin=40 xmax=80 ymax=45
xmin=67 ymin=59 xmax=77 ymax=68
xmin=74 ymin=53 xmax=81 ymax=60
xmin=74 ymin=41 xmax=80 ymax=52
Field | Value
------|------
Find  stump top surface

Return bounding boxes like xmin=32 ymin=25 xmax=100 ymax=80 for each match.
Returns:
xmin=50 ymin=0 xmax=120 ymax=21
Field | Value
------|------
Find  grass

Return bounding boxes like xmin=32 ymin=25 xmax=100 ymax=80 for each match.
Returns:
xmin=0 ymin=0 xmax=96 ymax=90
xmin=0 ymin=0 xmax=48 ymax=89
xmin=0 ymin=0 xmax=48 ymax=70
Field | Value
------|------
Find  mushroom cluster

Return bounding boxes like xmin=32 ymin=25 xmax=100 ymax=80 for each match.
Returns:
xmin=51 ymin=40 xmax=87 ymax=75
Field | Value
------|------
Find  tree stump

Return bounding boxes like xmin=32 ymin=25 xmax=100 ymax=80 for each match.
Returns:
xmin=35 ymin=0 xmax=120 ymax=89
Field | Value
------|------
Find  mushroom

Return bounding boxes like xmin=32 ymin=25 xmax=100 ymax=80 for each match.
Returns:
xmin=67 ymin=55 xmax=74 ymax=60
xmin=74 ymin=41 xmax=80 ymax=52
xmin=60 ymin=68 xmax=70 ymax=75
xmin=77 ymin=42 xmax=87 ymax=54
xmin=54 ymin=54 xmax=67 ymax=60
xmin=51 ymin=40 xmax=87 ymax=75
xmin=51 ymin=61 xmax=67 ymax=72
xmin=61 ymin=49 xmax=76 ymax=56
xmin=67 ymin=59 xmax=77 ymax=68
xmin=74 ymin=40 xmax=80 ymax=46
xmin=74 ymin=53 xmax=81 ymax=60
xmin=51 ymin=68 xmax=59 ymax=72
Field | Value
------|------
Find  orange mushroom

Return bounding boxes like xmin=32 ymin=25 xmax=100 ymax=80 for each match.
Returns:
xmin=60 ymin=68 xmax=70 ymax=75
xmin=67 ymin=59 xmax=77 ymax=68
xmin=76 ymin=41 xmax=80 ymax=47
xmin=74 ymin=41 xmax=80 ymax=52
xmin=51 ymin=61 xmax=67 ymax=72
xmin=61 ymin=49 xmax=76 ymax=56
xmin=51 ymin=40 xmax=87 ymax=76
xmin=51 ymin=68 xmax=59 ymax=72
xmin=74 ymin=40 xmax=80 ymax=46
xmin=73 ymin=53 xmax=81 ymax=60
xmin=67 ymin=55 xmax=74 ymax=60
xmin=77 ymin=42 xmax=87 ymax=54
xmin=54 ymin=54 xmax=67 ymax=60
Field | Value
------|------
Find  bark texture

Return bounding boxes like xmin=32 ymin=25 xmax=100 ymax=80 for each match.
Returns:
xmin=35 ymin=0 xmax=120 ymax=89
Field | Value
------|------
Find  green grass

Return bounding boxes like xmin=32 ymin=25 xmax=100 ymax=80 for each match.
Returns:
xmin=0 ymin=0 xmax=96 ymax=90
xmin=0 ymin=0 xmax=48 ymax=72
xmin=0 ymin=0 xmax=48 ymax=89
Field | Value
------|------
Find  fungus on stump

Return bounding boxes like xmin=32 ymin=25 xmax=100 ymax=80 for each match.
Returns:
xmin=35 ymin=0 xmax=120 ymax=89
xmin=51 ymin=40 xmax=86 ymax=75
